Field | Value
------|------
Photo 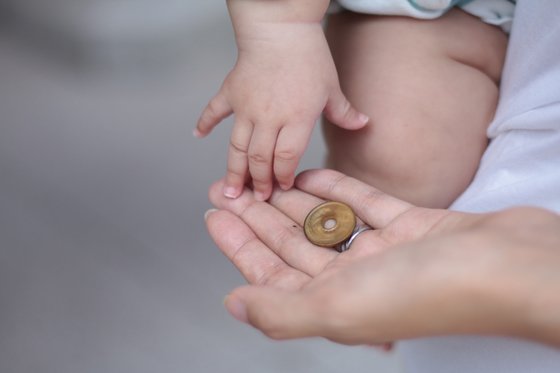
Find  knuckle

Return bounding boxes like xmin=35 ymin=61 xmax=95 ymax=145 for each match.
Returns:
xmin=269 ymin=226 xmax=297 ymax=256
xmin=249 ymin=151 xmax=269 ymax=166
xmin=357 ymin=188 xmax=385 ymax=210
xmin=229 ymin=138 xmax=248 ymax=155
xmin=274 ymin=148 xmax=300 ymax=163
xmin=254 ymin=262 xmax=282 ymax=287
xmin=237 ymin=203 xmax=257 ymax=227
xmin=326 ymin=172 xmax=347 ymax=195
xmin=231 ymin=236 xmax=258 ymax=264
xmin=206 ymin=98 xmax=222 ymax=118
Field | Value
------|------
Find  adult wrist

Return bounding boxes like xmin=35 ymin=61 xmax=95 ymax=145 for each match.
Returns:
xmin=522 ymin=263 xmax=560 ymax=346
xmin=476 ymin=212 xmax=560 ymax=347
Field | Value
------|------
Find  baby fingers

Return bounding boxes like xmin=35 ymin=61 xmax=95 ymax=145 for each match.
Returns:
xmin=195 ymin=92 xmax=232 ymax=138
xmin=248 ymin=125 xmax=279 ymax=202
xmin=274 ymin=124 xmax=313 ymax=191
xmin=224 ymin=120 xmax=253 ymax=199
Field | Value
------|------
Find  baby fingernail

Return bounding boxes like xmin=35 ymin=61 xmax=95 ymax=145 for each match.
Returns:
xmin=192 ymin=129 xmax=203 ymax=138
xmin=280 ymin=182 xmax=293 ymax=191
xmin=223 ymin=186 xmax=239 ymax=199
xmin=358 ymin=113 xmax=370 ymax=124
xmin=254 ymin=191 xmax=267 ymax=201
xmin=224 ymin=295 xmax=248 ymax=324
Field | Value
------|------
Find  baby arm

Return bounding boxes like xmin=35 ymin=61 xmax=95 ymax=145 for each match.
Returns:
xmin=196 ymin=0 xmax=369 ymax=201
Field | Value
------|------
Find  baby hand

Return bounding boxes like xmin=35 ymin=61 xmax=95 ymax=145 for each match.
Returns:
xmin=196 ymin=23 xmax=368 ymax=201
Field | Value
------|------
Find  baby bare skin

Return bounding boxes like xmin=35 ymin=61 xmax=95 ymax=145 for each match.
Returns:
xmin=197 ymin=0 xmax=369 ymax=201
xmin=197 ymin=1 xmax=507 ymax=209
xmin=324 ymin=9 xmax=508 ymax=208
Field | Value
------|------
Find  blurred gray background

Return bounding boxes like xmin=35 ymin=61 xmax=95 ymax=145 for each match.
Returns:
xmin=0 ymin=2 xmax=400 ymax=372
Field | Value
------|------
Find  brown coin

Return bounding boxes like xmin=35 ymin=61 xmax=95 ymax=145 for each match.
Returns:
xmin=304 ymin=201 xmax=356 ymax=248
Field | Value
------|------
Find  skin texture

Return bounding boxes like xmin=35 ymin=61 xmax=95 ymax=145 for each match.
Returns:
xmin=206 ymin=169 xmax=560 ymax=347
xmin=197 ymin=2 xmax=507 ymax=209
xmin=196 ymin=0 xmax=368 ymax=202
xmin=323 ymin=9 xmax=508 ymax=208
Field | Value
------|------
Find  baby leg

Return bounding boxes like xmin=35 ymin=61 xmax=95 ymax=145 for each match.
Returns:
xmin=324 ymin=9 xmax=508 ymax=208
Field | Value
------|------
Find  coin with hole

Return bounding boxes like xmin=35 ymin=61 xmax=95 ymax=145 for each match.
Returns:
xmin=304 ymin=201 xmax=356 ymax=248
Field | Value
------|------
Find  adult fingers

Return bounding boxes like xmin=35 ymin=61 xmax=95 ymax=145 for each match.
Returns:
xmin=273 ymin=123 xmax=314 ymax=191
xmin=223 ymin=119 xmax=253 ymax=199
xmin=206 ymin=209 xmax=310 ymax=289
xmin=195 ymin=92 xmax=233 ymax=138
xmin=248 ymin=125 xmax=279 ymax=201
xmin=209 ymin=181 xmax=338 ymax=276
xmin=295 ymin=169 xmax=414 ymax=229
xmin=323 ymin=89 xmax=369 ymax=131
xmin=268 ymin=187 xmax=325 ymax=226
xmin=297 ymin=170 xmax=479 ymax=243
xmin=267 ymin=187 xmax=389 ymax=258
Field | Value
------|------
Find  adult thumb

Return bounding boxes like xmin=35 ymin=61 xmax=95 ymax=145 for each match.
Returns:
xmin=324 ymin=89 xmax=369 ymax=130
xmin=224 ymin=286 xmax=319 ymax=340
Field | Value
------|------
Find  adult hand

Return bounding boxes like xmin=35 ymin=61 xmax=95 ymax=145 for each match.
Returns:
xmin=206 ymin=169 xmax=560 ymax=347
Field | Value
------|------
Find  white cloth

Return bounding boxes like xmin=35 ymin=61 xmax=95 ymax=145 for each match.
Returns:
xmin=461 ymin=0 xmax=516 ymax=32
xmin=332 ymin=0 xmax=454 ymax=18
xmin=331 ymin=0 xmax=515 ymax=32
xmin=398 ymin=0 xmax=560 ymax=371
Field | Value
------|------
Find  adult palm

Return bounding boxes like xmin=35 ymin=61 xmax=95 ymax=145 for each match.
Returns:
xmin=206 ymin=169 xmax=560 ymax=346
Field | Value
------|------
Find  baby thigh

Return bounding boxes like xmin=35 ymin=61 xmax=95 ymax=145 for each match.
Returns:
xmin=324 ymin=9 xmax=507 ymax=208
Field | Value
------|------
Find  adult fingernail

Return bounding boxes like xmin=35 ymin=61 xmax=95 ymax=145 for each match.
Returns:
xmin=223 ymin=186 xmax=239 ymax=199
xmin=204 ymin=209 xmax=218 ymax=220
xmin=193 ymin=129 xmax=203 ymax=138
xmin=224 ymin=295 xmax=248 ymax=324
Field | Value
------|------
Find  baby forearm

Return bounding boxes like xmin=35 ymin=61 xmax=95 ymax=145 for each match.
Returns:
xmin=227 ymin=0 xmax=331 ymax=57
xmin=226 ymin=0 xmax=333 ymax=68
xmin=227 ymin=0 xmax=331 ymax=25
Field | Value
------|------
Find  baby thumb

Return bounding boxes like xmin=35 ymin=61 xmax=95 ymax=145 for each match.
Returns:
xmin=224 ymin=286 xmax=318 ymax=340
xmin=324 ymin=90 xmax=369 ymax=130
